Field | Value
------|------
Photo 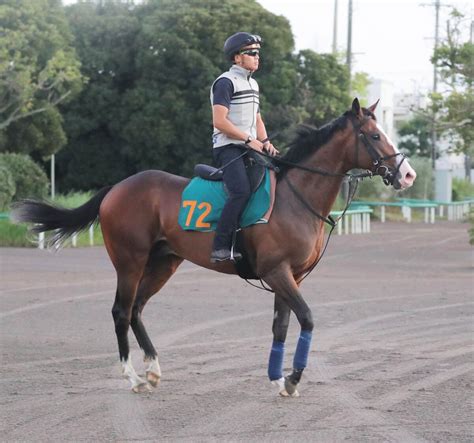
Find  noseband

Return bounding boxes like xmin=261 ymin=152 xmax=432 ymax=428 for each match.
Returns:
xmin=355 ymin=118 xmax=406 ymax=186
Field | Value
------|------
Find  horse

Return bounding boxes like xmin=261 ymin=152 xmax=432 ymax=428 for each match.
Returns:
xmin=11 ymin=98 xmax=416 ymax=397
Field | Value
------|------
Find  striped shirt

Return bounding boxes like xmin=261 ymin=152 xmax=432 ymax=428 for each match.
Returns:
xmin=210 ymin=65 xmax=260 ymax=148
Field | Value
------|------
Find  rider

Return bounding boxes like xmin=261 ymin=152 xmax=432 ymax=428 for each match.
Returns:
xmin=210 ymin=32 xmax=278 ymax=263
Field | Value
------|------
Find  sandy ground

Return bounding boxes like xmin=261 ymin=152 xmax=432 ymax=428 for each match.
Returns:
xmin=1 ymin=221 xmax=473 ymax=442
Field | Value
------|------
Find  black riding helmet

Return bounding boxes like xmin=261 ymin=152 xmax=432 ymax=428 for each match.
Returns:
xmin=223 ymin=32 xmax=262 ymax=61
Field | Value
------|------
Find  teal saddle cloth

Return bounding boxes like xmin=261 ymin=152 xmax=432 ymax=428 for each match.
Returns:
xmin=178 ymin=169 xmax=271 ymax=232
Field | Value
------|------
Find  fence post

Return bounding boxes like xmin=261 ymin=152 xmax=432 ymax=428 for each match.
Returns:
xmin=38 ymin=232 xmax=44 ymax=250
xmin=89 ymin=225 xmax=94 ymax=246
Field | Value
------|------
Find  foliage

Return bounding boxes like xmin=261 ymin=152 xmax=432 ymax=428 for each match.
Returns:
xmin=56 ymin=0 xmax=352 ymax=190
xmin=0 ymin=164 xmax=16 ymax=211
xmin=0 ymin=0 xmax=84 ymax=157
xmin=57 ymin=1 xmax=140 ymax=190
xmin=0 ymin=153 xmax=49 ymax=203
xmin=0 ymin=219 xmax=32 ymax=247
xmin=0 ymin=191 xmax=105 ymax=247
xmin=54 ymin=191 xmax=93 ymax=208
xmin=351 ymin=71 xmax=370 ymax=106
xmin=428 ymin=9 xmax=473 ymax=159
xmin=294 ymin=50 xmax=350 ymax=127
xmin=398 ymin=115 xmax=432 ymax=158
xmin=452 ymin=177 xmax=474 ymax=201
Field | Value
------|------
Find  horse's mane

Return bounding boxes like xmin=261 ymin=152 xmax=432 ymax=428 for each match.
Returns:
xmin=277 ymin=108 xmax=375 ymax=177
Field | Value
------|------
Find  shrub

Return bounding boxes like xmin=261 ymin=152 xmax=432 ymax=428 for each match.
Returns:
xmin=0 ymin=165 xmax=16 ymax=211
xmin=0 ymin=153 xmax=49 ymax=206
xmin=0 ymin=219 xmax=33 ymax=247
xmin=452 ymin=178 xmax=474 ymax=201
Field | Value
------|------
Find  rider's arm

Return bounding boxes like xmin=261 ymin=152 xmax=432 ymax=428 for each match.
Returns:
xmin=256 ymin=112 xmax=279 ymax=156
xmin=212 ymin=105 xmax=251 ymax=142
xmin=212 ymin=78 xmax=263 ymax=152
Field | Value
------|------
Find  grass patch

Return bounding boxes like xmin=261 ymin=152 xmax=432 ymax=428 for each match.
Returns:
xmin=1 ymin=192 xmax=105 ymax=248
xmin=0 ymin=219 xmax=34 ymax=247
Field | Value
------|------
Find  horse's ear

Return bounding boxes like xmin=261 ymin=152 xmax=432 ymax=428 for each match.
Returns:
xmin=351 ymin=98 xmax=363 ymax=118
xmin=368 ymin=99 xmax=380 ymax=113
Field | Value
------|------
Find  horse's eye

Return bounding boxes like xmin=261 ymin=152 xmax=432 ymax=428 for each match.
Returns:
xmin=371 ymin=133 xmax=380 ymax=140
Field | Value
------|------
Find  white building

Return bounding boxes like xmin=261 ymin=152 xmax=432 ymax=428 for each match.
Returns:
xmin=366 ymin=79 xmax=395 ymax=141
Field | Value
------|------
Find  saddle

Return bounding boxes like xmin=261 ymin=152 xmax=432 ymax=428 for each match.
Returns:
xmin=182 ymin=149 xmax=278 ymax=281
xmin=193 ymin=149 xmax=277 ymax=193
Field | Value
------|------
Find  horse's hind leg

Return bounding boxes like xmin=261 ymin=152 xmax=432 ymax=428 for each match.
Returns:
xmin=131 ymin=244 xmax=183 ymax=387
xmin=112 ymin=267 xmax=151 ymax=393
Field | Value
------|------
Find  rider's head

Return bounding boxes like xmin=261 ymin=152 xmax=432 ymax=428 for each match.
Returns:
xmin=224 ymin=32 xmax=261 ymax=72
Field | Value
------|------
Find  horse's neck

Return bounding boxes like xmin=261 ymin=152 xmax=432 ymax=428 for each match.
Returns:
xmin=285 ymin=132 xmax=350 ymax=219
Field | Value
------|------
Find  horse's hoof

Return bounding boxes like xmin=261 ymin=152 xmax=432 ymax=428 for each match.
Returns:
xmin=146 ymin=371 xmax=161 ymax=387
xmin=284 ymin=376 xmax=300 ymax=397
xmin=279 ymin=388 xmax=300 ymax=398
xmin=132 ymin=382 xmax=152 ymax=394
xmin=272 ymin=377 xmax=296 ymax=397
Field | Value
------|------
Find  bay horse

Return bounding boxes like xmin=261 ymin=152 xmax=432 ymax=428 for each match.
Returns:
xmin=12 ymin=98 xmax=416 ymax=396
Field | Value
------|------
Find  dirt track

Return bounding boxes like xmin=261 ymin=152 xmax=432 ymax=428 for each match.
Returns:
xmin=1 ymin=221 xmax=473 ymax=442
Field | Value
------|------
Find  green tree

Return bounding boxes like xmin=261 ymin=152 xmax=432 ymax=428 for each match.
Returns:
xmin=58 ymin=0 xmax=353 ymax=190
xmin=0 ymin=153 xmax=49 ymax=203
xmin=351 ymin=71 xmax=370 ymax=106
xmin=0 ymin=0 xmax=84 ymax=157
xmin=294 ymin=49 xmax=350 ymax=127
xmin=429 ymin=9 xmax=473 ymax=166
xmin=397 ymin=115 xmax=432 ymax=158
xmin=57 ymin=1 xmax=140 ymax=190
xmin=117 ymin=0 xmax=299 ymax=176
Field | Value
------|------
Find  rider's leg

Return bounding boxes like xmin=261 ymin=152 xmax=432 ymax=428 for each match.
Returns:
xmin=211 ymin=145 xmax=251 ymax=261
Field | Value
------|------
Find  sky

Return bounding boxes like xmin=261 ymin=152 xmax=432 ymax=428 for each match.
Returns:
xmin=257 ymin=0 xmax=473 ymax=95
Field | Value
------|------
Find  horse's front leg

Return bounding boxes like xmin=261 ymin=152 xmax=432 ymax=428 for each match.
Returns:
xmin=268 ymin=295 xmax=291 ymax=394
xmin=265 ymin=269 xmax=314 ymax=397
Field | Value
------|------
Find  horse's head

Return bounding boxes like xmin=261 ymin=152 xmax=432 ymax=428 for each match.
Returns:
xmin=349 ymin=98 xmax=416 ymax=190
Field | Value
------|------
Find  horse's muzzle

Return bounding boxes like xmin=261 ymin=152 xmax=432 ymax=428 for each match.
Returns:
xmin=394 ymin=160 xmax=417 ymax=190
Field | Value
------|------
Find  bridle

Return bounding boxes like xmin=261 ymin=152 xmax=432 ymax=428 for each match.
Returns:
xmin=244 ymin=115 xmax=407 ymax=292
xmin=354 ymin=116 xmax=406 ymax=186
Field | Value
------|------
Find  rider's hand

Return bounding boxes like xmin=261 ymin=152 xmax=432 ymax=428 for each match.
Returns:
xmin=263 ymin=141 xmax=279 ymax=156
xmin=247 ymin=138 xmax=264 ymax=152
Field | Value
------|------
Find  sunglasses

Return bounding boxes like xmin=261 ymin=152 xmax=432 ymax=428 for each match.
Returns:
xmin=240 ymin=49 xmax=260 ymax=57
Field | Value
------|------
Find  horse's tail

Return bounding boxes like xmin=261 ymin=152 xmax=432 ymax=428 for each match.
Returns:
xmin=10 ymin=186 xmax=113 ymax=249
